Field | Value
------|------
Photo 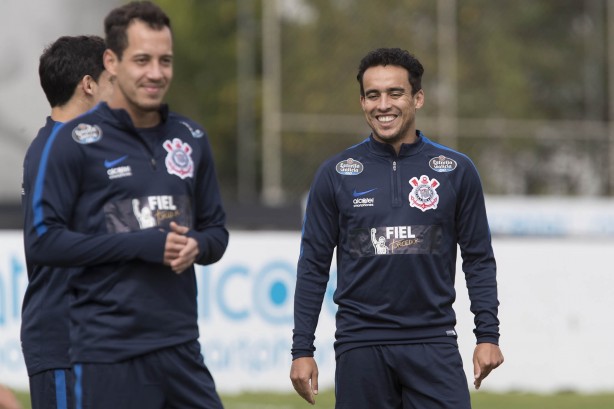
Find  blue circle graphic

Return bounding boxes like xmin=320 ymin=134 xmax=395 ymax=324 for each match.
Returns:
xmin=270 ymin=281 xmax=287 ymax=305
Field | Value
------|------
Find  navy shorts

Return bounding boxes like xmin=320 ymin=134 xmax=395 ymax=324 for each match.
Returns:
xmin=335 ymin=344 xmax=471 ymax=409
xmin=29 ymin=368 xmax=74 ymax=409
xmin=73 ymin=340 xmax=223 ymax=409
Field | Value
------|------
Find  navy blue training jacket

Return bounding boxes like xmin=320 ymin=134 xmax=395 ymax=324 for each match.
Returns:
xmin=292 ymin=132 xmax=499 ymax=359
xmin=24 ymin=102 xmax=228 ymax=363
xmin=21 ymin=117 xmax=73 ymax=376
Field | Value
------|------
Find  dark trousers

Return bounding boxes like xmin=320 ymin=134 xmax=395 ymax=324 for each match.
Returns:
xmin=335 ymin=344 xmax=471 ymax=409
xmin=74 ymin=340 xmax=223 ymax=409
xmin=30 ymin=368 xmax=74 ymax=409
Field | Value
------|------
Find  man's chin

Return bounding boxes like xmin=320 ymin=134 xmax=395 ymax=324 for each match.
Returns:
xmin=373 ymin=132 xmax=401 ymax=144
xmin=137 ymin=100 xmax=164 ymax=112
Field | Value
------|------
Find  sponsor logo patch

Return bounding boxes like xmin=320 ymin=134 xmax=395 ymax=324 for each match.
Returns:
xmin=336 ymin=158 xmax=364 ymax=175
xmin=348 ymin=225 xmax=442 ymax=257
xmin=429 ymin=155 xmax=457 ymax=173
xmin=409 ymin=175 xmax=440 ymax=211
xmin=163 ymin=138 xmax=194 ymax=179
xmin=72 ymin=123 xmax=102 ymax=144
xmin=107 ymin=165 xmax=132 ymax=180
xmin=370 ymin=226 xmax=419 ymax=254
xmin=353 ymin=197 xmax=375 ymax=208
xmin=103 ymin=195 xmax=193 ymax=233
xmin=132 ymin=196 xmax=179 ymax=229
xmin=352 ymin=187 xmax=377 ymax=208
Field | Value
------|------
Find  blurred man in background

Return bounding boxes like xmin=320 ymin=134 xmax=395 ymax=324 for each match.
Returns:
xmin=291 ymin=47 xmax=503 ymax=408
xmin=21 ymin=35 xmax=112 ymax=409
xmin=24 ymin=1 xmax=228 ymax=408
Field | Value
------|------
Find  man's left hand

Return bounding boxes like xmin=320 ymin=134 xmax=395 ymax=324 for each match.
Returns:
xmin=473 ymin=343 xmax=504 ymax=390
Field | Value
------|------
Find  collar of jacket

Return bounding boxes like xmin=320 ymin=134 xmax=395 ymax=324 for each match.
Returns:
xmin=367 ymin=130 xmax=426 ymax=158
xmin=97 ymin=101 xmax=170 ymax=130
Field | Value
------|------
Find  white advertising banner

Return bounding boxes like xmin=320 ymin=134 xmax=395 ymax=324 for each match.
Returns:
xmin=194 ymin=232 xmax=337 ymax=393
xmin=0 ymin=231 xmax=337 ymax=393
xmin=1 ymin=230 xmax=613 ymax=394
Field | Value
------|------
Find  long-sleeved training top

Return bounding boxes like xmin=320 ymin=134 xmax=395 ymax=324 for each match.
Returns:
xmin=24 ymin=102 xmax=228 ymax=364
xmin=21 ymin=117 xmax=72 ymax=376
xmin=292 ymin=132 xmax=499 ymax=359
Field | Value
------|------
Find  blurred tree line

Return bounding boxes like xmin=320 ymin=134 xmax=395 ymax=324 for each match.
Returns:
xmin=155 ymin=0 xmax=613 ymax=206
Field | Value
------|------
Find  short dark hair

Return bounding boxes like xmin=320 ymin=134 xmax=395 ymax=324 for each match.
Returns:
xmin=356 ymin=48 xmax=424 ymax=96
xmin=39 ymin=35 xmax=106 ymax=108
xmin=104 ymin=1 xmax=171 ymax=60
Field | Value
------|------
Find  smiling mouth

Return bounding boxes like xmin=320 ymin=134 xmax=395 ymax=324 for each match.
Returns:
xmin=376 ymin=115 xmax=397 ymax=123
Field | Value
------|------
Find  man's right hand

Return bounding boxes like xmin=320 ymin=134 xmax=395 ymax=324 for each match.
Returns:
xmin=290 ymin=357 xmax=319 ymax=405
xmin=163 ymin=230 xmax=188 ymax=268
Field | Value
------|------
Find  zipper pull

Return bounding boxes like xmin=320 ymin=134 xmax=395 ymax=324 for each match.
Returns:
xmin=151 ymin=158 xmax=157 ymax=169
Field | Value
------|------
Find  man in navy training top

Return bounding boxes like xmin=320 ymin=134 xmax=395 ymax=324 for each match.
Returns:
xmin=21 ymin=35 xmax=113 ymax=409
xmin=290 ymin=47 xmax=504 ymax=409
xmin=24 ymin=1 xmax=228 ymax=408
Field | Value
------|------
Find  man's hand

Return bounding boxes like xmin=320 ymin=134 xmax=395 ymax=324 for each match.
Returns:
xmin=473 ymin=343 xmax=504 ymax=390
xmin=163 ymin=231 xmax=188 ymax=265
xmin=163 ymin=222 xmax=199 ymax=274
xmin=290 ymin=357 xmax=319 ymax=405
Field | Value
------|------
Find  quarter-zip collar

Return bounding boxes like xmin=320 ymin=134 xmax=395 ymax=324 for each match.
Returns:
xmin=97 ymin=102 xmax=170 ymax=132
xmin=367 ymin=130 xmax=426 ymax=158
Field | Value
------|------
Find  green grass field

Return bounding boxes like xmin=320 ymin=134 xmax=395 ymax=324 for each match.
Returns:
xmin=11 ymin=388 xmax=614 ymax=409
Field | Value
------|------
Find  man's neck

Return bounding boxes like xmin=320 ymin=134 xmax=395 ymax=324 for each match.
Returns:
xmin=50 ymin=102 xmax=89 ymax=123
xmin=51 ymin=95 xmax=94 ymax=122
xmin=108 ymin=100 xmax=161 ymax=128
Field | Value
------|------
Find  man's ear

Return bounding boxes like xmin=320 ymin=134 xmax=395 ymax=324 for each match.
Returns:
xmin=103 ymin=49 xmax=118 ymax=75
xmin=413 ymin=89 xmax=425 ymax=110
xmin=81 ymin=75 xmax=95 ymax=97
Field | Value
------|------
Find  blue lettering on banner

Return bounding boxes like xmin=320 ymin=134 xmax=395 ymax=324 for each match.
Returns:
xmin=218 ymin=265 xmax=250 ymax=320
xmin=202 ymin=338 xmax=292 ymax=373
xmin=201 ymin=337 xmax=335 ymax=374
xmin=197 ymin=262 xmax=337 ymax=325
xmin=0 ymin=339 xmax=24 ymax=373
xmin=1 ymin=239 xmax=340 ymax=389
xmin=0 ymin=252 xmax=29 ymax=379
xmin=253 ymin=261 xmax=294 ymax=324
xmin=0 ymin=275 xmax=4 ymax=325
xmin=0 ymin=254 xmax=27 ymax=325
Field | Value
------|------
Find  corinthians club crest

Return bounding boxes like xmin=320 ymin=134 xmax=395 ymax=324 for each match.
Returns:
xmin=409 ymin=175 xmax=440 ymax=211
xmin=163 ymin=138 xmax=194 ymax=179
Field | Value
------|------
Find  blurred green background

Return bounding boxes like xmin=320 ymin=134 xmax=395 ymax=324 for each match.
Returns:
xmin=2 ymin=0 xmax=613 ymax=228
xmin=155 ymin=0 xmax=614 ymax=209
xmin=8 ymin=388 xmax=614 ymax=409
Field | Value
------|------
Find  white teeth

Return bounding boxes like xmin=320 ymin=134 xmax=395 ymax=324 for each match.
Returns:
xmin=378 ymin=115 xmax=395 ymax=123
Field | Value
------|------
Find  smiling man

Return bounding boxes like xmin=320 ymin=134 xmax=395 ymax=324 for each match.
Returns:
xmin=290 ymin=48 xmax=503 ymax=409
xmin=24 ymin=2 xmax=228 ymax=408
